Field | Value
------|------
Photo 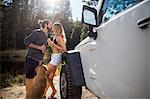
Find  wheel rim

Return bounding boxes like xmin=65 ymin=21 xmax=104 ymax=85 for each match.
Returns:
xmin=60 ymin=72 xmax=67 ymax=98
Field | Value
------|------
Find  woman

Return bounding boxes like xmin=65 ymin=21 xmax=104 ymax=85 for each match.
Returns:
xmin=45 ymin=22 xmax=66 ymax=99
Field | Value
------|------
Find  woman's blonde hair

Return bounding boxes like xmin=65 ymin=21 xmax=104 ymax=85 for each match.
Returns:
xmin=53 ymin=22 xmax=66 ymax=43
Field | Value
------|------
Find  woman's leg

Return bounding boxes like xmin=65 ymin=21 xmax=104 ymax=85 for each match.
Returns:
xmin=44 ymin=64 xmax=52 ymax=97
xmin=45 ymin=64 xmax=57 ymax=97
xmin=49 ymin=69 xmax=57 ymax=95
xmin=43 ymin=81 xmax=50 ymax=97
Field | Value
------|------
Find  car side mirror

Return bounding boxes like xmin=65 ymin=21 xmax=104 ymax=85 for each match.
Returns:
xmin=82 ymin=5 xmax=97 ymax=27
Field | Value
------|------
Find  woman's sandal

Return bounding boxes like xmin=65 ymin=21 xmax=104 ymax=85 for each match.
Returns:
xmin=47 ymin=93 xmax=57 ymax=99
xmin=48 ymin=97 xmax=57 ymax=99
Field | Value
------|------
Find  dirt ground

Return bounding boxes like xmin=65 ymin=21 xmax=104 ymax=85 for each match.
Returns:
xmin=0 ymin=76 xmax=98 ymax=99
xmin=0 ymin=76 xmax=60 ymax=99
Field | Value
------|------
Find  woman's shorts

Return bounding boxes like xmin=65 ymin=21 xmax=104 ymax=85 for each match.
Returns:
xmin=49 ymin=53 xmax=62 ymax=66
xmin=25 ymin=58 xmax=39 ymax=78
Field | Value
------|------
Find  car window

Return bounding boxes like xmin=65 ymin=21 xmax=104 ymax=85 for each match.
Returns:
xmin=100 ymin=0 xmax=143 ymax=23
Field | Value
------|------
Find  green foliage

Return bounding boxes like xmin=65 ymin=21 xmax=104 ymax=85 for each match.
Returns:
xmin=47 ymin=46 xmax=52 ymax=54
xmin=0 ymin=0 xmax=74 ymax=50
xmin=80 ymin=25 xmax=88 ymax=41
xmin=12 ymin=75 xmax=25 ymax=85
xmin=0 ymin=0 xmax=88 ymax=50
xmin=0 ymin=73 xmax=25 ymax=88
xmin=0 ymin=73 xmax=13 ymax=88
xmin=1 ymin=0 xmax=30 ymax=50
xmin=68 ymin=21 xmax=88 ymax=49
xmin=42 ymin=46 xmax=52 ymax=64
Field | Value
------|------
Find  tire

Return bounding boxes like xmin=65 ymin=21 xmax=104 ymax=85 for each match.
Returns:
xmin=60 ymin=65 xmax=82 ymax=99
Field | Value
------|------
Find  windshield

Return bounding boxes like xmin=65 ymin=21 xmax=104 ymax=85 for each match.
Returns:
xmin=100 ymin=0 xmax=142 ymax=23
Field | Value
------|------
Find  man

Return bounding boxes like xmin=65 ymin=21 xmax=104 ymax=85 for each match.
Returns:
xmin=24 ymin=19 xmax=52 ymax=99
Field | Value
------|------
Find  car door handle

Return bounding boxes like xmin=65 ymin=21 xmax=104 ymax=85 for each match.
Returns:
xmin=137 ymin=17 xmax=150 ymax=29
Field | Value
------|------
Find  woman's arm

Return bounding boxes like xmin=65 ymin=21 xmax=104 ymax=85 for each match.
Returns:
xmin=47 ymin=37 xmax=66 ymax=52
xmin=56 ymin=36 xmax=66 ymax=52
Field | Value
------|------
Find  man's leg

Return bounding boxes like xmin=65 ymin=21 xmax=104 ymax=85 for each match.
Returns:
xmin=25 ymin=58 xmax=38 ymax=99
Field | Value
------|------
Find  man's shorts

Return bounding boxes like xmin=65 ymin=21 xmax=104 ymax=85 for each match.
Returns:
xmin=25 ymin=58 xmax=39 ymax=78
xmin=49 ymin=53 xmax=62 ymax=66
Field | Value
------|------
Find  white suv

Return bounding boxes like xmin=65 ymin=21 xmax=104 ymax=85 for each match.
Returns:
xmin=60 ymin=0 xmax=150 ymax=99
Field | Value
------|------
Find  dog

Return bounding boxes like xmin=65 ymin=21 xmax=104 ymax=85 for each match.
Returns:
xmin=27 ymin=65 xmax=48 ymax=99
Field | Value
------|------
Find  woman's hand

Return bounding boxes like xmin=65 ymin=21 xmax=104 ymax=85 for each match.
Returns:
xmin=47 ymin=38 xmax=54 ymax=47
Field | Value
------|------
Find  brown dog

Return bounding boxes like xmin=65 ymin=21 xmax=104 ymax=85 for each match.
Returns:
xmin=27 ymin=66 xmax=47 ymax=99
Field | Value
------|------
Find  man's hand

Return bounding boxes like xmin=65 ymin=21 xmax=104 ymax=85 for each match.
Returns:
xmin=39 ymin=44 xmax=46 ymax=53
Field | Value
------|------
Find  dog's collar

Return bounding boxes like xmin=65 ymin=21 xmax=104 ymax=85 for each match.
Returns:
xmin=42 ymin=64 xmax=49 ymax=70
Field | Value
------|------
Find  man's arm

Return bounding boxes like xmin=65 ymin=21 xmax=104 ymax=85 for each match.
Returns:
xmin=28 ymin=43 xmax=45 ymax=51
xmin=24 ymin=30 xmax=46 ymax=52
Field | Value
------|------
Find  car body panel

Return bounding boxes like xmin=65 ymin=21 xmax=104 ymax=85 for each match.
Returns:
xmin=76 ymin=0 xmax=150 ymax=99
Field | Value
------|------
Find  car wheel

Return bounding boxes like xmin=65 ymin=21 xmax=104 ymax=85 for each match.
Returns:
xmin=60 ymin=65 xmax=82 ymax=99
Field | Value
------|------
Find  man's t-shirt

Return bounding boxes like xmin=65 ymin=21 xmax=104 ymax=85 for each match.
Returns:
xmin=24 ymin=29 xmax=48 ymax=61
